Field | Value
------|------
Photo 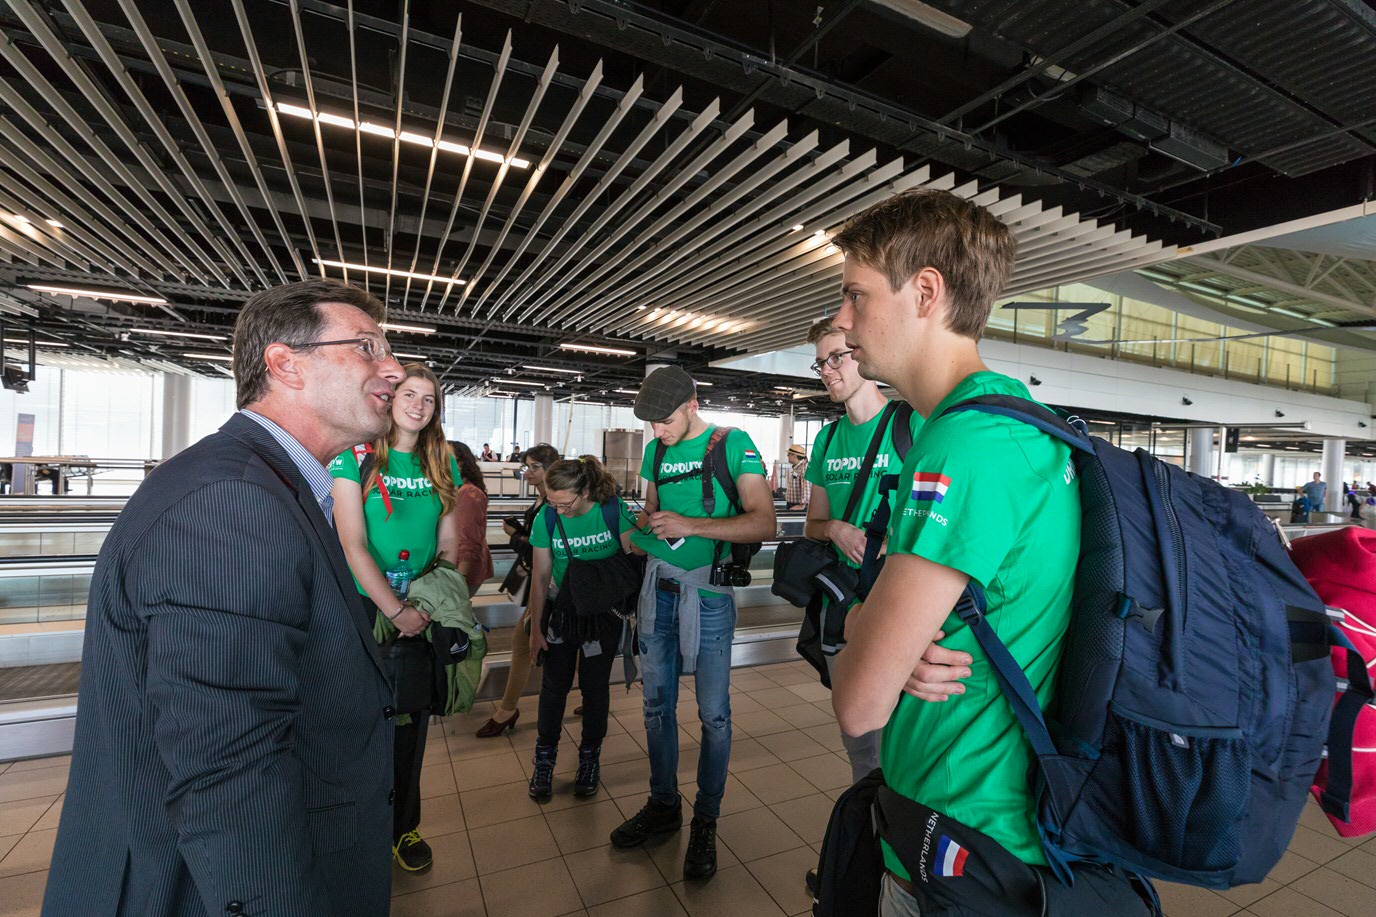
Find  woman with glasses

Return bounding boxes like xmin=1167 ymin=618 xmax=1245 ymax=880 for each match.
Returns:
xmin=526 ymin=456 xmax=635 ymax=799
xmin=476 ymin=442 xmax=562 ymax=736
xmin=329 ymin=363 xmax=458 ymax=874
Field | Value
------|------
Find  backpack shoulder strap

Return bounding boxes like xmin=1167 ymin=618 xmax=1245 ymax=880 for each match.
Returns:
xmin=352 ymin=443 xmax=391 ymax=516
xmin=840 ymin=402 xmax=899 ymax=526
xmin=652 ymin=438 xmax=670 ymax=487
xmin=601 ymin=498 xmax=621 ymax=537
xmin=892 ymin=402 xmax=915 ymax=460
xmin=543 ymin=505 xmax=557 ymax=538
xmin=939 ymin=395 xmax=1095 ymax=455
xmin=703 ymin=427 xmax=741 ymax=516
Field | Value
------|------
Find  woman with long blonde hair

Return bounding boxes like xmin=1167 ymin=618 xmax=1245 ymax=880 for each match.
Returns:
xmin=330 ymin=362 xmax=460 ymax=874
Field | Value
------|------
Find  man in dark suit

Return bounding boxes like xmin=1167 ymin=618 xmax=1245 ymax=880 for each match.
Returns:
xmin=43 ymin=280 xmax=407 ymax=916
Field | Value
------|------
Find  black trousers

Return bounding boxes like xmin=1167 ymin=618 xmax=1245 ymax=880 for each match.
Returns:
xmin=361 ymin=596 xmax=430 ymax=841
xmin=536 ymin=618 xmax=621 ymax=748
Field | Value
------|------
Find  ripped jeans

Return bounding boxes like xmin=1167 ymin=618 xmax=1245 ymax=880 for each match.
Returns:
xmin=640 ymin=584 xmax=736 ymax=820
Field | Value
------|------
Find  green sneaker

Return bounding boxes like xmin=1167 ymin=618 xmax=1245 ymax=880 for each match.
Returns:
xmin=393 ymin=830 xmax=433 ymax=872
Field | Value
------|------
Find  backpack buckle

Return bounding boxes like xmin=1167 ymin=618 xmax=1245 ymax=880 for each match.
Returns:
xmin=953 ymin=590 xmax=983 ymax=627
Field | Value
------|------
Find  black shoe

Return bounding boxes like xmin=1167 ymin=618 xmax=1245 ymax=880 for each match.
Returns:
xmin=574 ymin=744 xmax=601 ymax=797
xmin=393 ymin=830 xmax=433 ymax=872
xmin=610 ymin=796 xmax=682 ymax=848
xmin=573 ymin=704 xmax=585 ymax=717
xmin=529 ymin=743 xmax=557 ymax=800
xmin=684 ymin=815 xmax=717 ymax=880
xmin=805 ymin=868 xmax=818 ymax=896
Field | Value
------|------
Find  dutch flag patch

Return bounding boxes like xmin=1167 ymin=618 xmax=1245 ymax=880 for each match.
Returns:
xmin=743 ymin=449 xmax=759 ymax=461
xmin=911 ymin=472 xmax=952 ymax=503
xmin=933 ymin=835 xmax=969 ymax=877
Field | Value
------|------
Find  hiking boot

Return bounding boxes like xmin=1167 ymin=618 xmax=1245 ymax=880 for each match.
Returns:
xmin=684 ymin=815 xmax=717 ymax=880
xmin=610 ymin=796 xmax=682 ymax=848
xmin=574 ymin=744 xmax=601 ymax=797
xmin=393 ymin=830 xmax=433 ymax=872
xmin=528 ymin=743 xmax=557 ymax=800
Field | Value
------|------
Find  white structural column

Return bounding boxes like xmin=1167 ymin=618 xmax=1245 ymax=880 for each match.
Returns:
xmin=643 ymin=362 xmax=669 ymax=442
xmin=1187 ymin=427 xmax=1216 ymax=478
xmin=777 ymin=409 xmax=794 ymax=493
xmin=160 ymin=373 xmax=193 ymax=459
xmin=533 ymin=393 xmax=554 ymax=448
xmin=1322 ymin=439 xmax=1346 ymax=512
xmin=1259 ymin=453 xmax=1276 ymax=485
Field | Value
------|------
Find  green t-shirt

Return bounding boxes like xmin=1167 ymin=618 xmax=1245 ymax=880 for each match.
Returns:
xmin=530 ymin=498 xmax=633 ymax=585
xmin=632 ymin=425 xmax=768 ymax=572
xmin=880 ymin=372 xmax=1080 ymax=876
xmin=805 ymin=402 xmax=924 ymax=570
xmin=328 ymin=448 xmax=462 ymax=594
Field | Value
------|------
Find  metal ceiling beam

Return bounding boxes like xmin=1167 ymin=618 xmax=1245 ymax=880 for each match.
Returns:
xmin=1187 ymin=255 xmax=1376 ymax=317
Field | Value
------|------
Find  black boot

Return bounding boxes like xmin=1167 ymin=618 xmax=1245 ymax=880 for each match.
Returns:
xmin=684 ymin=815 xmax=718 ymax=880
xmin=574 ymin=744 xmax=601 ymax=797
xmin=528 ymin=743 xmax=557 ymax=800
xmin=610 ymin=796 xmax=682 ymax=848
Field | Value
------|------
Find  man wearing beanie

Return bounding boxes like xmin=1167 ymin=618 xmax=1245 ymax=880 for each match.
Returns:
xmin=610 ymin=366 xmax=777 ymax=880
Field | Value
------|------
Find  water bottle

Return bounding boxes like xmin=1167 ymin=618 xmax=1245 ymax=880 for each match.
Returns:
xmin=385 ymin=549 xmax=415 ymax=598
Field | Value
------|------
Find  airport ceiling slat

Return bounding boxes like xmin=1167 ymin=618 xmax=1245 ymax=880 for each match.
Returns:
xmin=8 ymin=0 xmax=242 ymax=288
xmin=460 ymin=59 xmax=605 ymax=319
xmin=5 ymin=0 xmax=1367 ymax=395
xmin=547 ymin=132 xmax=868 ymax=334
xmin=170 ymin=0 xmax=309 ymax=279
xmin=115 ymin=0 xmax=289 ymax=284
xmin=469 ymin=71 xmax=650 ymax=319
xmin=503 ymin=85 xmax=691 ymax=324
xmin=424 ymin=29 xmax=514 ymax=313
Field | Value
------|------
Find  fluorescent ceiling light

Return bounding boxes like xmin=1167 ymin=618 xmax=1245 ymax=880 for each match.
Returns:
xmin=276 ymin=102 xmax=529 ymax=168
xmin=183 ymin=352 xmax=232 ymax=362
xmin=695 ymin=381 xmax=714 ymax=387
xmin=27 ymin=284 xmax=168 ymax=305
xmin=130 ymin=328 xmax=227 ymax=341
xmin=379 ymin=321 xmax=436 ymax=335
xmin=524 ymin=364 xmax=581 ymax=374
xmin=44 ymin=219 xmax=62 ymax=228
xmin=560 ymin=343 xmax=638 ymax=357
xmin=502 ymin=380 xmax=546 ymax=387
xmin=314 ymin=258 xmax=465 ymax=287
xmin=32 ymin=340 xmax=68 ymax=347
xmin=392 ymin=352 xmax=428 ymax=360
xmin=790 ymin=224 xmax=804 ymax=232
xmin=614 ymin=389 xmax=640 ymax=395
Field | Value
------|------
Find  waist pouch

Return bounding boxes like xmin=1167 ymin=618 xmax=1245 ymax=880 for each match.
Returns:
xmin=378 ymin=635 xmax=437 ymax=715
xmin=872 ymin=787 xmax=1159 ymax=917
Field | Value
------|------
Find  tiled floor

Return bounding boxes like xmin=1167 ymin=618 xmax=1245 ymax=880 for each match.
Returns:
xmin=2 ymin=659 xmax=1375 ymax=916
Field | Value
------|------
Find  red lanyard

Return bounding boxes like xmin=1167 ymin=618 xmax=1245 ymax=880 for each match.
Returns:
xmin=353 ymin=443 xmax=393 ymax=518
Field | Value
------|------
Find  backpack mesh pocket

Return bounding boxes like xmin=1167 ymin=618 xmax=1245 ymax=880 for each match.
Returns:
xmin=1080 ymin=707 xmax=1250 ymax=873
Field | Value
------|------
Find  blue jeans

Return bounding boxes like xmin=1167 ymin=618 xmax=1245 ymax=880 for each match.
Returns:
xmin=640 ymin=585 xmax=736 ymax=820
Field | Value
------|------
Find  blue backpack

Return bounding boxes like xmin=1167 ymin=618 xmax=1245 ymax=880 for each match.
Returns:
xmin=873 ymin=394 xmax=1370 ymax=890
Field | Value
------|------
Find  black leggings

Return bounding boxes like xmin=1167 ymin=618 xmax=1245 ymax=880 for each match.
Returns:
xmin=537 ymin=619 xmax=622 ymax=748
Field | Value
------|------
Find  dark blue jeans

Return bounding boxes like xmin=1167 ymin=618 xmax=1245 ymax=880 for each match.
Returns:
xmin=640 ymin=585 xmax=736 ymax=820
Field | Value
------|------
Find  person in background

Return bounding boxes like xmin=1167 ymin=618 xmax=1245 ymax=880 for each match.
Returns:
xmin=1300 ymin=472 xmax=1328 ymax=516
xmin=331 ymin=363 xmax=461 ymax=874
xmin=526 ymin=456 xmax=635 ymax=799
xmin=449 ymin=441 xmax=494 ymax=593
xmin=43 ymin=279 xmax=402 ymax=916
xmin=1349 ymin=481 xmax=1363 ymax=520
xmin=508 ymin=443 xmax=523 ymax=462
xmin=478 ymin=442 xmax=561 ymax=736
xmin=481 ymin=443 xmax=497 ymax=461
xmin=785 ymin=444 xmax=810 ymax=510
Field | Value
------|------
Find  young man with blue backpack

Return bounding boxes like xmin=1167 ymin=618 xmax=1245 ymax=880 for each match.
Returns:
xmin=817 ymin=189 xmax=1364 ymax=917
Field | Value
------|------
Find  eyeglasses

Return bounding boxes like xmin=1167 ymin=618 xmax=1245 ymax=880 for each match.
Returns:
xmin=521 ymin=462 xmax=543 ymax=472
xmin=549 ymin=497 xmax=580 ymax=511
xmin=809 ymin=349 xmax=853 ymax=375
xmin=292 ymin=337 xmax=395 ymax=363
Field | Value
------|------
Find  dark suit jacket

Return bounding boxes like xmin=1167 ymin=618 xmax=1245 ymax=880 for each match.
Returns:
xmin=43 ymin=413 xmax=395 ymax=917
